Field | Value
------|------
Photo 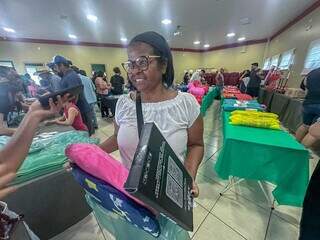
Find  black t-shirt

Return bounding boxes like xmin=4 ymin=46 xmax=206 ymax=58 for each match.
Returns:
xmin=304 ymin=67 xmax=320 ymax=105
xmin=60 ymin=69 xmax=90 ymax=113
xmin=0 ymin=82 xmax=15 ymax=119
xmin=110 ymin=75 xmax=125 ymax=94
xmin=247 ymin=69 xmax=261 ymax=88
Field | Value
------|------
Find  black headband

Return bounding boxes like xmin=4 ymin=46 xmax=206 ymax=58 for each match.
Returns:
xmin=129 ymin=31 xmax=174 ymax=87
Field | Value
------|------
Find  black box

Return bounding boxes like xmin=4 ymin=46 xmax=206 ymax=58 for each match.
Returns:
xmin=124 ymin=123 xmax=194 ymax=231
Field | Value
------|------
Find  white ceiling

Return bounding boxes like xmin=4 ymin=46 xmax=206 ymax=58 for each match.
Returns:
xmin=0 ymin=0 xmax=317 ymax=50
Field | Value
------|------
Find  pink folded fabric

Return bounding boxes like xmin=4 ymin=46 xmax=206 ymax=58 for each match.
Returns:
xmin=65 ymin=143 xmax=152 ymax=211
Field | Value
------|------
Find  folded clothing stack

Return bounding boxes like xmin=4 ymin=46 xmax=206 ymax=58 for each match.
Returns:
xmin=0 ymin=131 xmax=98 ymax=184
xmin=229 ymin=110 xmax=280 ymax=130
xmin=223 ymin=99 xmax=265 ymax=111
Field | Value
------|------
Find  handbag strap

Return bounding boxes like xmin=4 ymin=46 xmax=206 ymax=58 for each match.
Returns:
xmin=135 ymin=91 xmax=144 ymax=139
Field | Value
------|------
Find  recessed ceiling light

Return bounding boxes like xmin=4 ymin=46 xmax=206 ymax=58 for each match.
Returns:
xmin=3 ymin=27 xmax=15 ymax=33
xmin=161 ymin=19 xmax=172 ymax=25
xmin=68 ymin=34 xmax=77 ymax=39
xmin=204 ymin=44 xmax=210 ymax=48
xmin=238 ymin=37 xmax=246 ymax=41
xmin=226 ymin=32 xmax=236 ymax=38
xmin=86 ymin=14 xmax=98 ymax=22
xmin=193 ymin=41 xmax=201 ymax=45
xmin=120 ymin=37 xmax=127 ymax=42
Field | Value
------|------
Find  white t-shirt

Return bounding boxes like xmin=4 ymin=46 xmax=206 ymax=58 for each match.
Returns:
xmin=115 ymin=92 xmax=200 ymax=169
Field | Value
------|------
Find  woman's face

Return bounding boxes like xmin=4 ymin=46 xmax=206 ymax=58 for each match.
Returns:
xmin=127 ymin=42 xmax=164 ymax=92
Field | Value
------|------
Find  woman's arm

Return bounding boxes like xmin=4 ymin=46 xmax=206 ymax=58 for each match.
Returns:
xmin=99 ymin=121 xmax=119 ymax=153
xmin=55 ymin=107 xmax=78 ymax=126
xmin=0 ymin=98 xmax=64 ymax=173
xmin=0 ymin=113 xmax=16 ymax=136
xmin=185 ymin=116 xmax=204 ymax=176
xmin=309 ymin=122 xmax=320 ymax=139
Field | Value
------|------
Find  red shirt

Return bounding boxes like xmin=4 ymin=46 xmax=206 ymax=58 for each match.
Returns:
xmin=64 ymin=103 xmax=88 ymax=132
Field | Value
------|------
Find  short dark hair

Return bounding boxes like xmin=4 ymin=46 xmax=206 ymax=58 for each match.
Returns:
xmin=70 ymin=65 xmax=80 ymax=73
xmin=201 ymin=69 xmax=206 ymax=74
xmin=96 ymin=71 xmax=104 ymax=78
xmin=252 ymin=63 xmax=259 ymax=67
xmin=113 ymin=67 xmax=121 ymax=74
xmin=79 ymin=70 xmax=87 ymax=76
xmin=57 ymin=61 xmax=70 ymax=68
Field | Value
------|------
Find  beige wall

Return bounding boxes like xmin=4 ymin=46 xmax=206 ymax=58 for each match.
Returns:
xmin=0 ymin=40 xmax=266 ymax=83
xmin=0 ymin=41 xmax=202 ymax=83
xmin=266 ymin=7 xmax=320 ymax=88
xmin=201 ymin=43 xmax=266 ymax=72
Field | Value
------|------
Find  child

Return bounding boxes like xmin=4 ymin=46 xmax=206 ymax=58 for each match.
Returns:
xmin=47 ymin=100 xmax=88 ymax=132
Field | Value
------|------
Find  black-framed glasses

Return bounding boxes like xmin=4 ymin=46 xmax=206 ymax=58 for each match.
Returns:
xmin=121 ymin=55 xmax=160 ymax=73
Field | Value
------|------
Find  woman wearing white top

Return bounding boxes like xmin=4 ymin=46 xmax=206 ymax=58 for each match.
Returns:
xmin=100 ymin=31 xmax=204 ymax=197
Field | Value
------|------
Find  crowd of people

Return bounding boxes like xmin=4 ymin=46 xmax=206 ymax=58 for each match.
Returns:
xmin=0 ymin=56 xmax=128 ymax=138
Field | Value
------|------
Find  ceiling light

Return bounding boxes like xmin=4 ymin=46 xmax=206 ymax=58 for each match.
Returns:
xmin=193 ymin=41 xmax=201 ymax=45
xmin=238 ymin=37 xmax=246 ymax=41
xmin=204 ymin=44 xmax=210 ymax=48
xmin=3 ymin=27 xmax=15 ymax=33
xmin=226 ymin=32 xmax=236 ymax=38
xmin=120 ymin=37 xmax=127 ymax=42
xmin=161 ymin=19 xmax=172 ymax=25
xmin=68 ymin=34 xmax=77 ymax=39
xmin=86 ymin=14 xmax=98 ymax=22
xmin=173 ymin=31 xmax=181 ymax=36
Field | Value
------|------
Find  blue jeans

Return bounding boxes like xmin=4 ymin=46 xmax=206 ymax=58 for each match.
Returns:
xmin=302 ymin=103 xmax=320 ymax=126
xmin=90 ymin=103 xmax=98 ymax=128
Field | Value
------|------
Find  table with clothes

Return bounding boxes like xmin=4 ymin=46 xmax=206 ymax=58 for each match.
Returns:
xmin=1 ymin=128 xmax=99 ymax=239
xmin=200 ymin=87 xmax=220 ymax=116
xmin=214 ymin=111 xmax=309 ymax=206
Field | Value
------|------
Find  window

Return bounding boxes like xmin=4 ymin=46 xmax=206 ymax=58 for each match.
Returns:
xmin=263 ymin=58 xmax=271 ymax=70
xmin=303 ymin=39 xmax=320 ymax=74
xmin=278 ymin=49 xmax=295 ymax=70
xmin=25 ymin=63 xmax=45 ymax=84
xmin=270 ymin=54 xmax=280 ymax=68
xmin=0 ymin=60 xmax=14 ymax=68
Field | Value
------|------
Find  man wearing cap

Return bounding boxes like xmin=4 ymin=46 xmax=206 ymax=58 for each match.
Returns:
xmin=49 ymin=55 xmax=94 ymax=135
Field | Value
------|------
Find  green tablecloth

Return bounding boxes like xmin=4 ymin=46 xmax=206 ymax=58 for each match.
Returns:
xmin=215 ymin=112 xmax=309 ymax=206
xmin=200 ymin=87 xmax=220 ymax=116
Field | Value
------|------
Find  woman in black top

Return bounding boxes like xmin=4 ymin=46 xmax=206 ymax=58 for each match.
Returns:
xmin=296 ymin=67 xmax=320 ymax=148
xmin=110 ymin=67 xmax=125 ymax=95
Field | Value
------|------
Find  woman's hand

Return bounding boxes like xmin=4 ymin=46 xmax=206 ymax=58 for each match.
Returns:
xmin=0 ymin=165 xmax=17 ymax=199
xmin=191 ymin=180 xmax=199 ymax=198
xmin=29 ymin=95 xmax=68 ymax=122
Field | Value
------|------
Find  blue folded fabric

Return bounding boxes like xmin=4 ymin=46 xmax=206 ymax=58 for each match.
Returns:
xmin=223 ymin=99 xmax=264 ymax=111
xmin=72 ymin=165 xmax=161 ymax=237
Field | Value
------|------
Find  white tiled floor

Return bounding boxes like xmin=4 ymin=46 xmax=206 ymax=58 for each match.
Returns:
xmin=51 ymin=101 xmax=308 ymax=240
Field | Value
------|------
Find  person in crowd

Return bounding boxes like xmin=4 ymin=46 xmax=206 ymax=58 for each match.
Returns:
xmin=190 ymin=70 xmax=201 ymax=82
xmin=45 ymin=99 xmax=88 ymax=132
xmin=239 ymin=69 xmax=251 ymax=93
xmin=100 ymin=31 xmax=204 ymax=198
xmin=183 ymin=71 xmax=190 ymax=85
xmin=296 ymin=67 xmax=320 ymax=148
xmin=72 ymin=66 xmax=99 ymax=129
xmin=94 ymin=71 xmax=114 ymax=118
xmin=299 ymin=119 xmax=320 ymax=240
xmin=0 ymin=96 xmax=65 ymax=199
xmin=38 ymin=69 xmax=61 ymax=93
xmin=21 ymin=73 xmax=31 ymax=97
xmin=49 ymin=55 xmax=94 ymax=135
xmin=110 ymin=67 xmax=125 ymax=95
xmin=0 ymin=66 xmax=26 ymax=136
xmin=200 ymin=69 xmax=206 ymax=82
xmin=27 ymin=80 xmax=38 ymax=97
xmin=246 ymin=63 xmax=262 ymax=98
xmin=215 ymin=68 xmax=225 ymax=91
xmin=94 ymin=71 xmax=111 ymax=95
